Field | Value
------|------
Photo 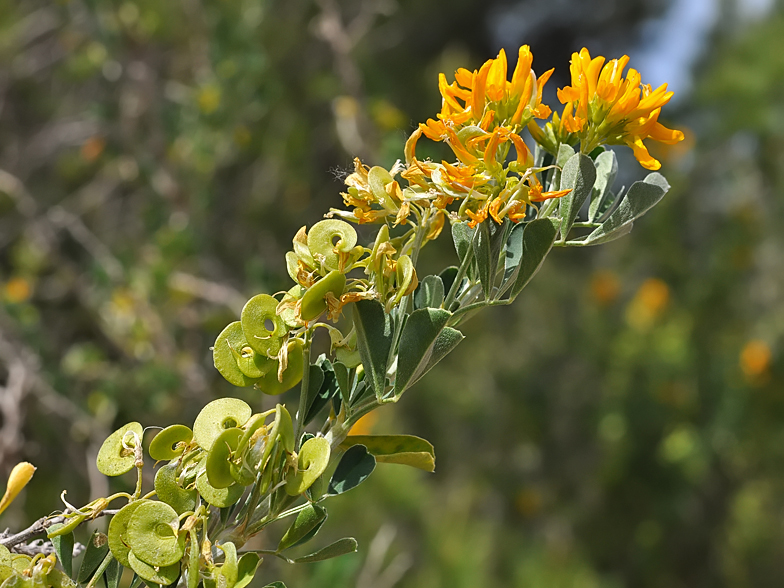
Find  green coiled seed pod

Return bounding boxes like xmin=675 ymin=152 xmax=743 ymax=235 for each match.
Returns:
xmin=307 ymin=220 xmax=357 ymax=272
xmin=255 ymin=340 xmax=304 ymax=396
xmin=299 ymin=271 xmax=346 ymax=322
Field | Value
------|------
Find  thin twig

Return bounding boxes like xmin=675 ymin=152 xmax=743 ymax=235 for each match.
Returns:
xmin=0 ymin=509 xmax=119 ymax=551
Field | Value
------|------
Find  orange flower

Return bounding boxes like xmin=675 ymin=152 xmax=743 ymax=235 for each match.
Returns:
xmin=466 ymin=200 xmax=490 ymax=228
xmin=557 ymin=48 xmax=684 ymax=170
xmin=526 ymin=175 xmax=571 ymax=203
xmin=421 ymin=46 xmax=553 ymax=144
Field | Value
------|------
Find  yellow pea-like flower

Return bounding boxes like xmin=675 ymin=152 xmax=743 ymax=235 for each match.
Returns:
xmin=0 ymin=462 xmax=36 ymax=517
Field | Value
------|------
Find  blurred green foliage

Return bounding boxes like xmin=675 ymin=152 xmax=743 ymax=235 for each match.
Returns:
xmin=2 ymin=0 xmax=784 ymax=587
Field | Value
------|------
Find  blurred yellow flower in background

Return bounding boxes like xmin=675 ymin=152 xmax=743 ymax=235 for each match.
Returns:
xmin=626 ymin=278 xmax=670 ymax=330
xmin=4 ymin=277 xmax=31 ymax=303
xmin=590 ymin=270 xmax=621 ymax=305
xmin=740 ymin=340 xmax=771 ymax=383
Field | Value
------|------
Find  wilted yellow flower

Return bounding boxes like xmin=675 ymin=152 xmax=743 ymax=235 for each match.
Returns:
xmin=557 ymin=48 xmax=684 ymax=170
xmin=332 ymin=158 xmax=406 ymax=224
xmin=478 ymin=173 xmax=570 ymax=227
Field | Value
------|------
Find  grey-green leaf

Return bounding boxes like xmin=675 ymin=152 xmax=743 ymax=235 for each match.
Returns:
xmin=332 ymin=361 xmax=351 ymax=408
xmin=104 ymin=558 xmax=121 ymax=588
xmin=438 ymin=266 xmax=459 ymax=301
xmin=581 ymin=172 xmax=670 ymax=245
xmin=77 ymin=532 xmax=110 ymax=583
xmin=510 ymin=218 xmax=559 ymax=299
xmin=555 ymin=143 xmax=575 ymax=172
xmin=328 ymin=445 xmax=376 ymax=496
xmin=341 ymin=435 xmax=436 ymax=472
xmin=488 ymin=218 xmax=512 ymax=278
xmin=558 ymin=153 xmax=597 ymax=239
xmin=471 ymin=221 xmax=493 ymax=299
xmin=451 ymin=221 xmax=472 ymax=262
xmin=302 ymin=361 xmax=327 ymax=426
xmin=352 ymin=300 xmax=393 ymax=399
xmin=588 ymin=149 xmax=618 ymax=222
xmin=48 ymin=524 xmax=74 ymax=578
xmin=503 ymin=223 xmax=524 ymax=286
xmin=277 ymin=504 xmax=327 ymax=552
xmin=414 ymin=275 xmax=445 ymax=310
xmin=393 ymin=308 xmax=451 ymax=397
xmin=292 ymin=538 xmax=358 ymax=563
xmin=409 ymin=327 xmax=464 ymax=389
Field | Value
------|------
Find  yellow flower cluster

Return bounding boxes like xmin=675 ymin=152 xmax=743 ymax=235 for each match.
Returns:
xmin=331 ymin=45 xmax=683 ymax=236
xmin=556 ymin=48 xmax=684 ymax=170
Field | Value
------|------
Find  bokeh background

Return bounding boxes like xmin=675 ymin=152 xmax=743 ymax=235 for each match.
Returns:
xmin=2 ymin=0 xmax=784 ymax=586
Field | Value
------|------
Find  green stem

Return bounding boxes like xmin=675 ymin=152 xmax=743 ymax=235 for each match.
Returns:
xmin=85 ymin=552 xmax=115 ymax=588
xmin=293 ymin=331 xmax=312 ymax=444
xmin=133 ymin=465 xmax=143 ymax=499
xmin=443 ymin=240 xmax=475 ymax=310
xmin=343 ymin=397 xmax=380 ymax=431
xmin=381 ymin=210 xmax=433 ymax=384
xmin=408 ymin=207 xmax=429 ymax=267
xmin=448 ymin=298 xmax=511 ymax=327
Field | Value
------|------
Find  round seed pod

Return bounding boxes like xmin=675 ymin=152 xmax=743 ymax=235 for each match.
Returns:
xmin=257 ymin=404 xmax=294 ymax=470
xmin=0 ymin=566 xmax=15 ymax=585
xmin=229 ymin=461 xmax=256 ymax=487
xmin=236 ymin=413 xmax=270 ymax=456
xmin=47 ymin=568 xmax=77 ymax=588
xmin=11 ymin=554 xmax=32 ymax=573
xmin=285 ymin=437 xmax=330 ymax=496
xmin=205 ymin=428 xmax=242 ymax=489
xmin=255 ymin=340 xmax=304 ymax=396
xmin=307 ymin=220 xmax=357 ymax=272
xmin=154 ymin=464 xmax=198 ymax=515
xmin=285 ymin=251 xmax=300 ymax=284
xmin=0 ymin=545 xmax=10 ymax=567
xmin=149 ymin=425 xmax=193 ymax=461
xmin=96 ymin=422 xmax=143 ymax=477
xmin=192 ymin=398 xmax=251 ymax=451
xmin=127 ymin=551 xmax=181 ymax=586
xmin=195 ymin=471 xmax=243 ymax=508
xmin=107 ymin=500 xmax=149 ymax=568
xmin=126 ymin=501 xmax=185 ymax=567
xmin=236 ymin=347 xmax=276 ymax=379
xmin=241 ymin=294 xmax=286 ymax=357
xmin=217 ymin=542 xmax=238 ymax=588
xmin=277 ymin=405 xmax=295 ymax=454
xmin=391 ymin=254 xmax=417 ymax=307
xmin=213 ymin=322 xmax=262 ymax=388
xmin=367 ymin=166 xmax=398 ymax=210
xmin=299 ymin=271 xmax=346 ymax=322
